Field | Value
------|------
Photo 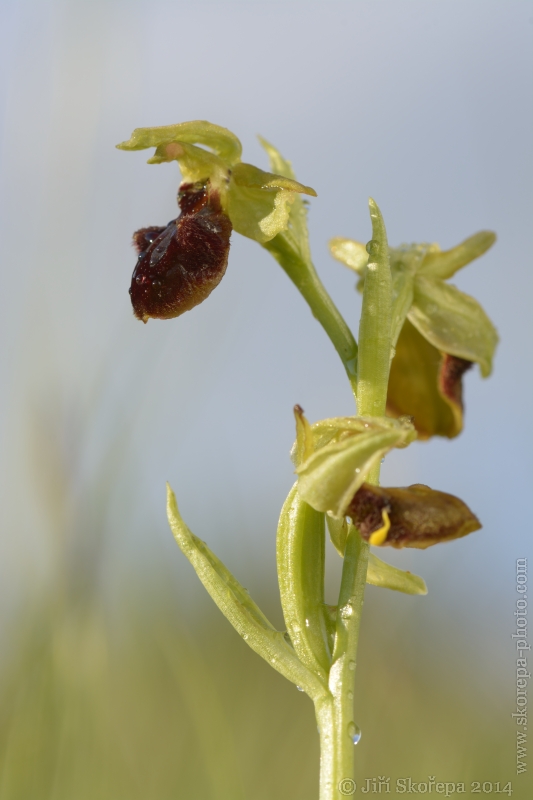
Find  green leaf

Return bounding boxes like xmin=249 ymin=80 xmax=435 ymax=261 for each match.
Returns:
xmin=409 ymin=277 xmax=498 ymax=377
xmin=417 ymin=231 xmax=496 ymax=280
xmin=356 ymin=199 xmax=393 ymax=417
xmin=276 ymin=484 xmax=331 ymax=681
xmin=167 ymin=485 xmax=328 ymax=699
xmin=367 ymin=553 xmax=427 ymax=594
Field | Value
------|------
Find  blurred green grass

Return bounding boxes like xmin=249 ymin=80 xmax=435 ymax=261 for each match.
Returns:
xmin=0 ymin=583 xmax=513 ymax=800
xmin=0 ymin=406 xmax=517 ymax=800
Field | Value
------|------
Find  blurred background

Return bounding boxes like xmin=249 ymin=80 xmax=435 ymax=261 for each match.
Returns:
xmin=0 ymin=1 xmax=532 ymax=797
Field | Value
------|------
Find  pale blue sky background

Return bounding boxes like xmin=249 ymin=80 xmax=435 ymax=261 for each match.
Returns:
xmin=0 ymin=0 xmax=531 ymax=684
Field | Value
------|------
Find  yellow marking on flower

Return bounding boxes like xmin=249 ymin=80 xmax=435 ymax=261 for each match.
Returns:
xmin=369 ymin=509 xmax=391 ymax=546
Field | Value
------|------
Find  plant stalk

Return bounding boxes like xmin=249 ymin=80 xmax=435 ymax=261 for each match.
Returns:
xmin=314 ymin=199 xmax=392 ymax=798
xmin=263 ymin=233 xmax=358 ymax=399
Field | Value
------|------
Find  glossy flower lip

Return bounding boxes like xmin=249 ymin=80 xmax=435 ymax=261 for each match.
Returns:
xmin=330 ymin=231 xmax=498 ymax=438
xmin=347 ymin=482 xmax=481 ymax=549
xmin=129 ymin=181 xmax=232 ymax=323
xmin=117 ymin=120 xmax=316 ymax=244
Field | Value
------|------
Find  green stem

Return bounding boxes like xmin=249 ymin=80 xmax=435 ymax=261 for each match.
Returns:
xmin=315 ymin=199 xmax=393 ymax=798
xmin=315 ymin=529 xmax=368 ymax=799
xmin=263 ymin=233 xmax=358 ymax=398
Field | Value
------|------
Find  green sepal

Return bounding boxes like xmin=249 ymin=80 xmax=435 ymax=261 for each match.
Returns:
xmin=367 ymin=553 xmax=427 ymax=595
xmin=167 ymin=485 xmax=327 ymax=699
xmin=232 ymin=162 xmax=316 ymax=195
xmin=409 ymin=277 xmax=498 ymax=377
xmin=387 ymin=318 xmax=469 ymax=439
xmin=296 ymin=425 xmax=415 ymax=518
xmin=294 ymin=409 xmax=416 ymax=518
xmin=276 ymin=484 xmax=331 ymax=681
xmin=116 ymin=120 xmax=242 ymax=165
xmin=418 ymin=231 xmax=496 ymax=280
xmin=327 ymin=516 xmax=427 ymax=594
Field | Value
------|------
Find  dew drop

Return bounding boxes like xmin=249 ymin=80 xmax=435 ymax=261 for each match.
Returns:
xmin=355 ymin=468 xmax=360 ymax=474
xmin=305 ymin=619 xmax=310 ymax=628
xmin=347 ymin=690 xmax=354 ymax=700
xmin=348 ymin=722 xmax=362 ymax=745
xmin=348 ymin=659 xmax=356 ymax=671
xmin=296 ymin=685 xmax=305 ymax=692
xmin=242 ymin=633 xmax=249 ymax=640
xmin=340 ymin=603 xmax=353 ymax=619
xmin=366 ymin=239 xmax=380 ymax=257
xmin=381 ymin=457 xmax=385 ymax=464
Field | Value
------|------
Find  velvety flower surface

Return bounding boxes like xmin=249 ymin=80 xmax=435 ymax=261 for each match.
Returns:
xmin=130 ymin=182 xmax=232 ymax=322
xmin=330 ymin=233 xmax=498 ymax=438
xmin=347 ymin=482 xmax=481 ymax=549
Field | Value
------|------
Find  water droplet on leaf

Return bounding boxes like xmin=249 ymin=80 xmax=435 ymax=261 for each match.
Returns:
xmin=348 ymin=722 xmax=362 ymax=745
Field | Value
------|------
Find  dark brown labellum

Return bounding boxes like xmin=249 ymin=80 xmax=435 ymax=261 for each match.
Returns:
xmin=347 ymin=482 xmax=481 ymax=549
xmin=129 ymin=181 xmax=232 ymax=322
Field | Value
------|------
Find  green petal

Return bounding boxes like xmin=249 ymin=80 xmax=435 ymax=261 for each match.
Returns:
xmin=367 ymin=553 xmax=427 ymax=595
xmin=418 ymin=231 xmax=496 ymax=280
xmin=291 ymin=405 xmax=314 ymax=468
xmin=116 ymin=120 xmax=242 ymax=165
xmin=387 ymin=318 xmax=471 ymax=439
xmin=297 ymin=426 xmax=414 ymax=518
xmin=409 ymin=276 xmax=498 ymax=376
xmin=329 ymin=238 xmax=369 ymax=274
xmin=258 ymin=137 xmax=313 ymax=263
xmin=148 ymin=140 xmax=228 ymax=184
